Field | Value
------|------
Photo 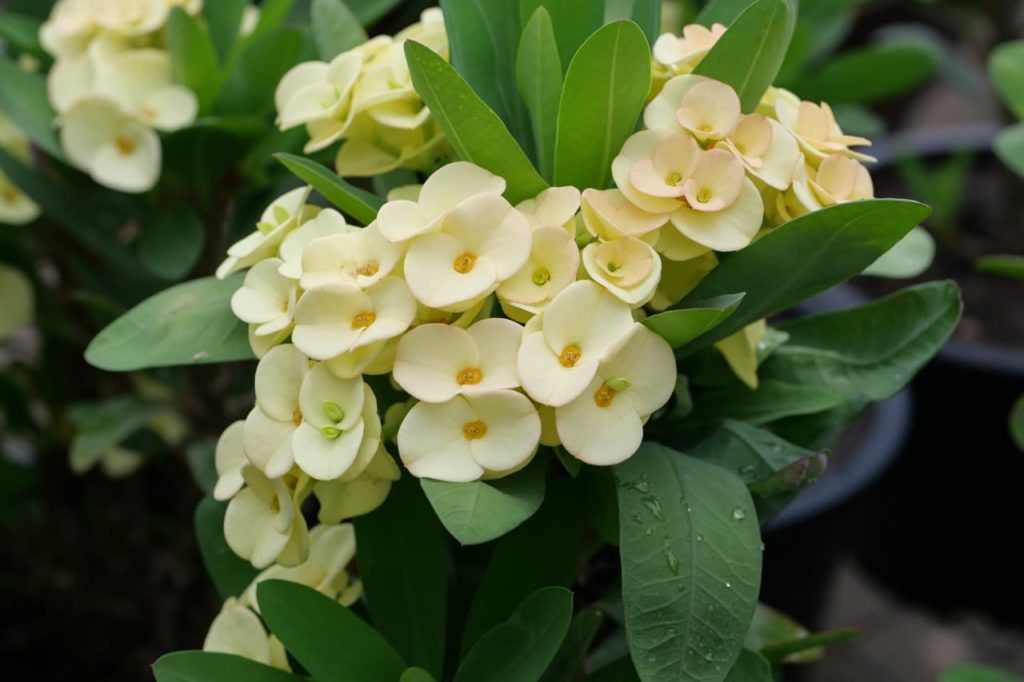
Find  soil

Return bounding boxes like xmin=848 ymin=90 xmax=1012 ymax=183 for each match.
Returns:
xmin=861 ymin=153 xmax=1024 ymax=349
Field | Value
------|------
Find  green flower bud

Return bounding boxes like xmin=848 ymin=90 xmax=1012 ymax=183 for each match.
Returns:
xmin=323 ymin=401 xmax=346 ymax=423
xmin=605 ymin=376 xmax=632 ymax=392
xmin=320 ymin=425 xmax=342 ymax=440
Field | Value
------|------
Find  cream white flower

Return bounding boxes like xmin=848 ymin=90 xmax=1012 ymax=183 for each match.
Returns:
xmin=292 ymin=277 xmax=416 ymax=360
xmin=40 ymin=0 xmax=100 ymax=58
xmin=648 ymin=252 xmax=718 ymax=312
xmin=516 ymin=186 xmax=581 ymax=233
xmin=335 ymin=118 xmax=448 ymax=178
xmin=224 ymin=465 xmax=310 ymax=569
xmin=646 ymin=75 xmax=741 ymax=142
xmin=653 ymin=23 xmax=726 ymax=73
xmin=301 ymin=221 xmax=404 ymax=290
xmin=771 ymin=88 xmax=876 ymax=164
xmin=60 ymin=96 xmax=161 ymax=193
xmin=581 ymin=188 xmax=666 ymax=241
xmin=243 ymin=344 xmax=311 ymax=477
xmin=582 ymin=237 xmax=662 ymax=307
xmin=403 ymin=192 xmax=532 ymax=311
xmin=243 ymin=523 xmax=360 ymax=609
xmin=717 ymin=113 xmax=801 ymax=190
xmin=279 ymin=208 xmax=354 ymax=280
xmin=0 ymin=172 xmax=40 ymax=225
xmin=315 ymin=446 xmax=401 ymax=522
xmin=276 ymin=51 xmax=365 ymax=152
xmin=556 ymin=324 xmax=676 ymax=465
xmin=94 ymin=0 xmax=174 ymax=37
xmin=0 ymin=265 xmax=34 ymax=340
xmin=93 ymin=49 xmax=197 ymax=131
xmin=612 ymin=130 xmax=700 ymax=215
xmin=203 ymin=599 xmax=290 ymax=671
xmin=517 ymin=281 xmax=636 ymax=407
xmin=654 ymin=221 xmax=711 ymax=262
xmin=715 ymin=319 xmax=766 ymax=389
xmin=213 ymin=420 xmax=247 ymax=502
xmin=376 ymin=162 xmax=506 ymax=243
xmin=497 ymin=225 xmax=580 ymax=316
xmin=393 ymin=318 xmax=523 ymax=403
xmin=397 ymin=390 xmax=541 ymax=482
xmin=218 ymin=186 xmax=313 ymax=279
xmin=231 ymin=259 xmax=298 ymax=339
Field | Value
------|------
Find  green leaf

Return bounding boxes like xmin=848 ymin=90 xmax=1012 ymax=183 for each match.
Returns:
xmin=311 ymin=0 xmax=368 ymax=60
xmin=604 ymin=0 xmax=661 ymax=48
xmin=454 ymin=586 xmax=574 ymax=682
xmin=194 ymin=496 xmax=259 ymax=600
xmin=761 ymin=281 xmax=962 ymax=420
xmin=693 ymin=0 xmax=796 ymax=112
xmin=678 ymin=199 xmax=932 ymax=351
xmin=167 ymin=8 xmax=220 ymax=111
xmin=257 ymin=580 xmax=407 ymax=682
xmin=724 ymin=650 xmax=772 ymax=682
xmin=519 ymin=0 xmax=605 ymax=71
xmin=760 ymin=629 xmax=861 ymax=663
xmin=186 ymin=440 xmax=218 ymax=495
xmin=863 ymin=226 xmax=935 ymax=279
xmin=977 ymin=254 xmax=1024 ymax=279
xmin=696 ymin=0 xmax=755 ymax=26
xmin=994 ymin=122 xmax=1024 ymax=180
xmin=586 ymin=656 xmax=641 ymax=681
xmin=942 ymin=665 xmax=1024 ymax=682
xmin=218 ymin=28 xmax=304 ymax=116
xmin=0 ymin=12 xmax=46 ymax=60
xmin=401 ymin=669 xmax=438 ymax=682
xmin=744 ymin=603 xmax=818 ymax=662
xmin=203 ymin=0 xmax=249 ymax=62
xmin=421 ymin=456 xmax=546 ymax=545
xmin=85 ymin=274 xmax=254 ymax=372
xmin=617 ymin=444 xmax=763 ymax=682
xmin=405 ymin=41 xmax=548 ymax=204
xmin=688 ymin=420 xmax=819 ymax=485
xmin=539 ymin=609 xmax=604 ymax=682
xmin=353 ymin=476 xmax=448 ymax=678
xmin=461 ymin=477 xmax=583 ymax=653
xmin=349 ymin=0 xmax=404 ymax=25
xmin=553 ymin=21 xmax=651 ymax=189
xmin=441 ymin=0 xmax=531 ymax=143
xmin=0 ymin=58 xmax=63 ymax=159
xmin=644 ymin=293 xmax=745 ymax=349
xmin=153 ymin=651 xmax=305 ymax=682
xmin=276 ymin=152 xmax=382 ymax=225
xmin=1011 ymin=395 xmax=1024 ymax=452
xmin=136 ymin=205 xmax=205 ymax=281
xmin=516 ymin=7 xmax=563 ymax=180
xmin=68 ymin=397 xmax=166 ymax=473
xmin=989 ymin=40 xmax=1024 ymax=119
xmin=793 ymin=40 xmax=938 ymax=106
xmin=688 ymin=380 xmax=842 ymax=426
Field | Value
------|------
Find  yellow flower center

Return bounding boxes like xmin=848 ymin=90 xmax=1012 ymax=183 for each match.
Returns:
xmin=696 ymin=188 xmax=712 ymax=204
xmin=292 ymin=406 xmax=303 ymax=427
xmin=140 ymin=106 xmax=157 ymax=121
xmin=356 ymin=261 xmax=380 ymax=277
xmin=594 ymin=383 xmax=617 ymax=408
xmin=270 ymin=496 xmax=281 ymax=513
xmin=1 ymin=187 xmax=17 ymax=204
xmin=453 ymin=252 xmax=478 ymax=274
xmin=666 ymin=171 xmax=683 ymax=185
xmin=456 ymin=368 xmax=483 ymax=385
xmin=532 ymin=267 xmax=551 ymax=286
xmin=114 ymin=136 xmax=136 ymax=156
xmin=559 ymin=345 xmax=582 ymax=368
xmin=462 ymin=419 xmax=488 ymax=440
xmin=351 ymin=310 xmax=376 ymax=329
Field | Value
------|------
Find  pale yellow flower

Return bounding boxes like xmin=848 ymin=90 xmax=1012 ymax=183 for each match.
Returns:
xmin=218 ymin=187 xmax=313 ymax=279
xmin=771 ymin=88 xmax=876 ymax=165
xmin=0 ymin=265 xmax=34 ymax=340
xmin=715 ymin=319 xmax=767 ymax=389
xmin=224 ymin=465 xmax=310 ymax=569
xmin=203 ymin=599 xmax=291 ymax=672
xmin=653 ymin=23 xmax=727 ymax=73
xmin=582 ymin=237 xmax=663 ymax=307
xmin=315 ymin=446 xmax=401 ymax=522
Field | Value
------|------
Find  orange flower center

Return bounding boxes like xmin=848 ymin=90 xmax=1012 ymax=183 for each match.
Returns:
xmin=292 ymin=406 xmax=303 ymax=427
xmin=559 ymin=345 xmax=582 ymax=368
xmin=351 ymin=310 xmax=376 ymax=329
xmin=462 ymin=420 xmax=488 ymax=440
xmin=453 ymin=252 xmax=478 ymax=274
xmin=356 ymin=261 xmax=379 ymax=277
xmin=594 ymin=383 xmax=617 ymax=408
xmin=456 ymin=368 xmax=483 ymax=385
xmin=114 ymin=136 xmax=136 ymax=156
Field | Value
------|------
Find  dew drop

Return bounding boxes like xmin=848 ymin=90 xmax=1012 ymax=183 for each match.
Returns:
xmin=725 ymin=581 xmax=732 ymax=589
xmin=664 ymin=548 xmax=680 ymax=574
xmin=732 ymin=507 xmax=746 ymax=521
xmin=696 ymin=533 xmax=704 ymax=542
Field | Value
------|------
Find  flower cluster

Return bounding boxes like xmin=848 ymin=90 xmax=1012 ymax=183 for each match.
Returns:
xmin=39 ymin=0 xmax=223 ymax=192
xmin=0 ymin=108 xmax=40 ymax=225
xmin=274 ymin=8 xmax=449 ymax=178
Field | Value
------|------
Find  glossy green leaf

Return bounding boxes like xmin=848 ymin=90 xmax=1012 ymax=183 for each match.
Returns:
xmin=218 ymin=28 xmax=304 ymax=116
xmin=311 ymin=0 xmax=368 ymax=60
xmin=693 ymin=0 xmax=796 ymax=112
xmin=441 ymin=0 xmax=531 ymax=142
xmin=793 ymin=41 xmax=938 ymax=106
xmin=400 ymin=669 xmax=438 ymax=682
xmin=405 ymin=40 xmax=548 ymax=204
xmin=553 ymin=21 xmax=651 ymax=189
xmin=203 ymin=0 xmax=249 ymax=61
xmin=349 ymin=0 xmax=404 ymax=25
xmin=989 ymin=40 xmax=1024 ymax=119
xmin=644 ymin=293 xmax=745 ymax=349
xmin=696 ymin=0 xmax=755 ymax=26
xmin=0 ymin=58 xmax=63 ymax=159
xmin=744 ymin=603 xmax=818 ymax=662
xmin=85 ymin=274 xmax=254 ymax=371
xmin=194 ymin=496 xmax=259 ymax=600
xmin=863 ymin=226 xmax=935 ymax=279
xmin=454 ymin=586 xmax=573 ymax=682
xmin=167 ymin=8 xmax=220 ymax=111
xmin=678 ymin=199 xmax=932 ymax=351
xmin=276 ymin=152 xmax=382 ymax=225
xmin=1010 ymin=395 xmax=1024 ymax=452
xmin=519 ymin=0 xmax=605 ymax=73
xmin=0 ymin=12 xmax=46 ymax=60
xmin=353 ymin=476 xmax=448 ymax=678
xmin=586 ymin=656 xmax=641 ymax=681
xmin=617 ymin=444 xmax=763 ymax=682
xmin=942 ymin=665 xmax=1024 ymax=682
xmin=186 ymin=440 xmax=218 ymax=495
xmin=977 ymin=254 xmax=1024 ymax=279
xmin=153 ymin=651 xmax=305 ymax=682
xmin=257 ymin=580 xmax=407 ymax=682
xmin=604 ymin=0 xmax=661 ymax=48
xmin=68 ymin=397 xmax=166 ymax=473
xmin=760 ymin=629 xmax=861 ymax=663
xmin=516 ymin=7 xmax=563 ymax=180
xmin=137 ymin=205 xmax=205 ymax=280
xmin=724 ymin=650 xmax=772 ymax=681
xmin=421 ymin=456 xmax=546 ymax=545
xmin=250 ymin=0 xmax=297 ymax=36
xmin=540 ymin=609 xmax=604 ymax=682
xmin=461 ymin=477 xmax=583 ymax=653
xmin=688 ymin=380 xmax=842 ymax=426
xmin=994 ymin=122 xmax=1024 ymax=180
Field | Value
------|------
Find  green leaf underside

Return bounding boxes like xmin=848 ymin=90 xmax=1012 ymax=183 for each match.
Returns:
xmin=194 ymin=496 xmax=259 ymax=600
xmin=688 ymin=420 xmax=818 ymax=485
xmin=85 ymin=274 xmax=253 ymax=371
xmin=723 ymin=650 xmax=773 ymax=681
xmin=258 ymin=580 xmax=406 ymax=682
xmin=553 ymin=21 xmax=651 ymax=190
xmin=276 ymin=152 xmax=383 ymax=225
xmin=405 ymin=40 xmax=548 ymax=204
xmin=644 ymin=294 xmax=745 ymax=349
xmin=153 ymin=651 xmax=305 ymax=682
xmin=679 ymin=199 xmax=932 ymax=351
xmin=421 ymin=455 xmax=546 ymax=545
xmin=617 ymin=444 xmax=762 ymax=682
